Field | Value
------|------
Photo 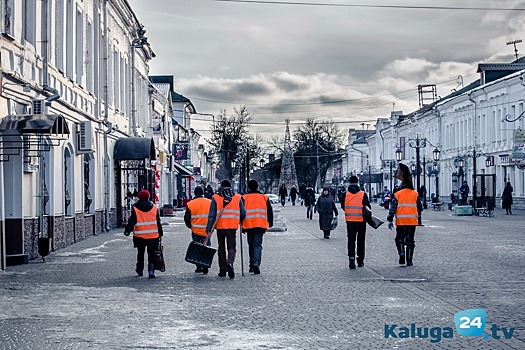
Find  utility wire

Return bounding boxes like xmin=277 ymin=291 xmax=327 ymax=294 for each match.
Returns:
xmin=210 ymin=0 xmax=525 ymax=11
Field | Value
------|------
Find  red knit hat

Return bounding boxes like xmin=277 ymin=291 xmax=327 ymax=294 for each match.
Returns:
xmin=137 ymin=190 xmax=150 ymax=200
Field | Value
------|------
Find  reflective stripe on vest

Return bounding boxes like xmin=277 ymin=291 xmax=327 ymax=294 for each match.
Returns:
xmin=394 ymin=189 xmax=419 ymax=226
xmin=133 ymin=205 xmax=159 ymax=239
xmin=242 ymin=193 xmax=269 ymax=230
xmin=213 ymin=193 xmax=242 ymax=229
xmin=187 ymin=197 xmax=212 ymax=236
xmin=344 ymin=191 xmax=365 ymax=222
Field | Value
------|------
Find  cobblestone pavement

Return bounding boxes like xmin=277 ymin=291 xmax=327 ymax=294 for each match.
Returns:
xmin=0 ymin=205 xmax=523 ymax=349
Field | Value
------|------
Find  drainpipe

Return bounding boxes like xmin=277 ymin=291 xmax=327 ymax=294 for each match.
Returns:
xmin=0 ymin=140 xmax=5 ymax=270
xmin=102 ymin=0 xmax=111 ymax=232
xmin=468 ymin=93 xmax=477 ymax=208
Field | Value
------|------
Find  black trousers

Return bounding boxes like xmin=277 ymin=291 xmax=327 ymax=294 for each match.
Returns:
xmin=346 ymin=221 xmax=367 ymax=263
xmin=395 ymin=225 xmax=416 ymax=249
xmin=217 ymin=229 xmax=237 ymax=273
xmin=136 ymin=245 xmax=156 ymax=268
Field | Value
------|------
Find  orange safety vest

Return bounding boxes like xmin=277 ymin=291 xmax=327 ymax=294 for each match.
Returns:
xmin=394 ymin=188 xmax=419 ymax=226
xmin=344 ymin=191 xmax=365 ymax=222
xmin=242 ymin=193 xmax=269 ymax=230
xmin=213 ymin=193 xmax=242 ymax=229
xmin=187 ymin=197 xmax=212 ymax=236
xmin=133 ymin=205 xmax=160 ymax=239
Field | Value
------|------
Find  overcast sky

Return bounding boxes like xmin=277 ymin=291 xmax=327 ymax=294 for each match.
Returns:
xmin=127 ymin=0 xmax=525 ymax=140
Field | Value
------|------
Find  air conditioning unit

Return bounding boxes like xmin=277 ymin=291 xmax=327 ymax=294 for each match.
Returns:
xmin=517 ymin=159 xmax=525 ymax=170
xmin=31 ymin=99 xmax=48 ymax=115
xmin=77 ymin=121 xmax=94 ymax=153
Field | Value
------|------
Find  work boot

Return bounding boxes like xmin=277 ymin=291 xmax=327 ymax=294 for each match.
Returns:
xmin=226 ymin=263 xmax=235 ymax=279
xmin=405 ymin=248 xmax=414 ymax=266
xmin=249 ymin=266 xmax=254 ymax=273
xmin=357 ymin=262 xmax=364 ymax=267
xmin=396 ymin=242 xmax=405 ymax=265
xmin=135 ymin=264 xmax=144 ymax=277
xmin=398 ymin=252 xmax=405 ymax=265
xmin=195 ymin=266 xmax=203 ymax=273
xmin=148 ymin=263 xmax=155 ymax=278
xmin=202 ymin=267 xmax=209 ymax=274
xmin=349 ymin=257 xmax=356 ymax=269
xmin=252 ymin=265 xmax=260 ymax=275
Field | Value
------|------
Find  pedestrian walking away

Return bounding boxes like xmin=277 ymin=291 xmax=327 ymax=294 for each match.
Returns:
xmin=459 ymin=181 xmax=470 ymax=205
xmin=316 ymin=187 xmax=338 ymax=239
xmin=289 ymin=186 xmax=298 ymax=206
xmin=184 ymin=186 xmax=212 ymax=274
xmin=124 ymin=190 xmax=163 ymax=278
xmin=304 ymin=185 xmax=316 ymax=219
xmin=204 ymin=184 xmax=215 ymax=199
xmin=502 ymin=181 xmax=514 ymax=214
xmin=387 ymin=163 xmax=423 ymax=267
xmin=341 ymin=176 xmax=370 ymax=269
xmin=279 ymin=184 xmax=288 ymax=206
xmin=242 ymin=179 xmax=274 ymax=275
xmin=206 ymin=180 xmax=246 ymax=279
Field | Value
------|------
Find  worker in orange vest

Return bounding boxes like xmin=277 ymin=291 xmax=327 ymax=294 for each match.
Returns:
xmin=341 ymin=176 xmax=371 ymax=269
xmin=206 ymin=180 xmax=246 ymax=279
xmin=242 ymin=180 xmax=273 ymax=275
xmin=185 ymin=186 xmax=212 ymax=274
xmin=387 ymin=163 xmax=423 ymax=266
xmin=124 ymin=190 xmax=163 ymax=278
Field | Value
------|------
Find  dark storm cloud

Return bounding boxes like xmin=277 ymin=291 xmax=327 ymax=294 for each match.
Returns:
xmin=128 ymin=0 xmax=525 ymax=137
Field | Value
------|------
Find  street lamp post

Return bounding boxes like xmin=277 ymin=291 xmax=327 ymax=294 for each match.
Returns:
xmin=396 ymin=135 xmax=440 ymax=226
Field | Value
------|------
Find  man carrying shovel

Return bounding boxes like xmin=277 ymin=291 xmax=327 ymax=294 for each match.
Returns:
xmin=206 ymin=180 xmax=246 ymax=279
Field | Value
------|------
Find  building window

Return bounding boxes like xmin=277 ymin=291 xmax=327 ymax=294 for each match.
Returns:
xmin=23 ymin=0 xmax=36 ymax=45
xmin=75 ymin=7 xmax=84 ymax=85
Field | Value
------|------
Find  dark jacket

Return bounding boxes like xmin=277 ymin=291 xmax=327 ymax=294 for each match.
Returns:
xmin=502 ymin=184 xmax=513 ymax=207
xmin=316 ymin=193 xmax=338 ymax=231
xmin=289 ymin=187 xmax=298 ymax=199
xmin=304 ymin=187 xmax=316 ymax=206
xmin=279 ymin=186 xmax=288 ymax=198
xmin=387 ymin=183 xmax=423 ymax=223
xmin=241 ymin=190 xmax=274 ymax=234
xmin=124 ymin=199 xmax=163 ymax=247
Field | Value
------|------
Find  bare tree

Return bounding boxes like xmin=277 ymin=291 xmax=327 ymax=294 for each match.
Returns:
xmin=207 ymin=106 xmax=265 ymax=190
xmin=293 ymin=118 xmax=345 ymax=189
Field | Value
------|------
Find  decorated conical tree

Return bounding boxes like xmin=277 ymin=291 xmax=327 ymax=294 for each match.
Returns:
xmin=279 ymin=119 xmax=299 ymax=191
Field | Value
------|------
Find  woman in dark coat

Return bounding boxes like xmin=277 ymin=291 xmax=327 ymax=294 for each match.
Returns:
xmin=315 ymin=187 xmax=338 ymax=239
xmin=278 ymin=184 xmax=288 ymax=206
xmin=289 ymin=186 xmax=298 ymax=206
xmin=502 ymin=182 xmax=514 ymax=215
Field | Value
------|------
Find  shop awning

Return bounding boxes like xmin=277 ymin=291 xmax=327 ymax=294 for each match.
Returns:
xmin=173 ymin=161 xmax=193 ymax=176
xmin=114 ymin=137 xmax=156 ymax=160
xmin=0 ymin=114 xmax=70 ymax=136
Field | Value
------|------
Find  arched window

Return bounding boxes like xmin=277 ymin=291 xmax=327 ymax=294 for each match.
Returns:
xmin=83 ymin=154 xmax=93 ymax=213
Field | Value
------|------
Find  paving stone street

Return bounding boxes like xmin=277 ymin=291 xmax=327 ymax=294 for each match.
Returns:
xmin=1 ymin=204 xmax=524 ymax=349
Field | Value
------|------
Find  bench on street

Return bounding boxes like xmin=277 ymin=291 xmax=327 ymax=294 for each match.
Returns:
xmin=474 ymin=207 xmax=494 ymax=217
xmin=431 ymin=202 xmax=445 ymax=211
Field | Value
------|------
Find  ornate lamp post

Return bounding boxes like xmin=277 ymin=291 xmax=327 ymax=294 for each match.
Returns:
xmin=396 ymin=136 xmax=440 ymax=226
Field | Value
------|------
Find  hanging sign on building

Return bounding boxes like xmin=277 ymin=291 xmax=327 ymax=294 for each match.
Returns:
xmin=512 ymin=130 xmax=525 ymax=160
xmin=173 ymin=143 xmax=189 ymax=160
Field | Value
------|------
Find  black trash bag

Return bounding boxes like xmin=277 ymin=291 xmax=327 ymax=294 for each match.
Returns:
xmin=154 ymin=242 xmax=166 ymax=272
xmin=330 ymin=217 xmax=338 ymax=230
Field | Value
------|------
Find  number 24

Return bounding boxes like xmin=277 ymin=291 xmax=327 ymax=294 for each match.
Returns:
xmin=459 ymin=316 xmax=483 ymax=328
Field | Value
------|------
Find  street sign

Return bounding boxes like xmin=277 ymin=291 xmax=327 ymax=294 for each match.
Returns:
xmin=514 ymin=129 xmax=525 ymax=143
